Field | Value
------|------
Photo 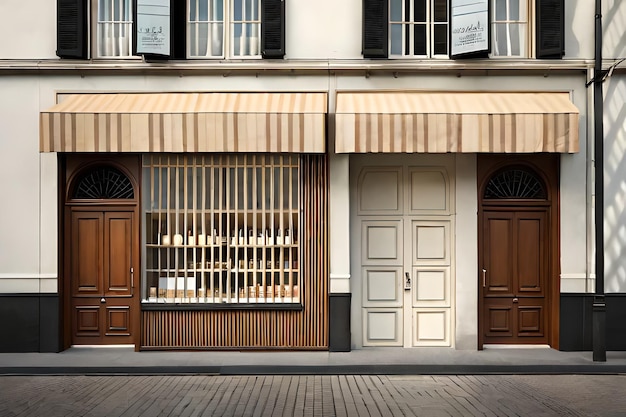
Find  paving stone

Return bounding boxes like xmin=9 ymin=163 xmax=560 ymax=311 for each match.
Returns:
xmin=0 ymin=374 xmax=622 ymax=417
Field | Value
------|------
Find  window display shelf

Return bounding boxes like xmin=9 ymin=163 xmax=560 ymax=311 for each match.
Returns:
xmin=142 ymin=154 xmax=301 ymax=305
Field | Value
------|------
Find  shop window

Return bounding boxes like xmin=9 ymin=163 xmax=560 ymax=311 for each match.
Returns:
xmin=142 ymin=154 xmax=300 ymax=305
xmin=362 ymin=0 xmax=563 ymax=59
xmin=56 ymin=0 xmax=285 ymax=59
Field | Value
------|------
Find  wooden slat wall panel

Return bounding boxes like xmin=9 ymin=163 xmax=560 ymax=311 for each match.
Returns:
xmin=141 ymin=155 xmax=328 ymax=349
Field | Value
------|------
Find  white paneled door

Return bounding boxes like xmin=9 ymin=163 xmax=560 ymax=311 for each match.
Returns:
xmin=355 ymin=158 xmax=454 ymax=347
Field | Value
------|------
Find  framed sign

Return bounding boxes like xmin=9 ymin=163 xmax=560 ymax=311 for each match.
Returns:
xmin=450 ymin=0 xmax=489 ymax=58
xmin=136 ymin=0 xmax=170 ymax=56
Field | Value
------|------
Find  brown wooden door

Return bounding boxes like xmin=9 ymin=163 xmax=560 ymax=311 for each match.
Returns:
xmin=70 ymin=209 xmax=137 ymax=345
xmin=481 ymin=209 xmax=548 ymax=344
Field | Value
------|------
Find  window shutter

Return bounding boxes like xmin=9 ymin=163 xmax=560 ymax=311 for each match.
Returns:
xmin=536 ymin=0 xmax=564 ymax=59
xmin=170 ymin=0 xmax=187 ymax=59
xmin=56 ymin=0 xmax=87 ymax=59
xmin=363 ymin=0 xmax=388 ymax=58
xmin=261 ymin=0 xmax=285 ymax=59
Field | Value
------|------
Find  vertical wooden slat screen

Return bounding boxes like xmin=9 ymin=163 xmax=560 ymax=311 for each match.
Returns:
xmin=142 ymin=154 xmax=328 ymax=349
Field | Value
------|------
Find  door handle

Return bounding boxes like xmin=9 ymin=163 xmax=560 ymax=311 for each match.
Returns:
xmin=130 ymin=267 xmax=134 ymax=288
xmin=100 ymin=298 xmax=106 ymax=303
xmin=404 ymin=272 xmax=411 ymax=290
xmin=482 ymin=269 xmax=487 ymax=287
xmin=513 ymin=297 xmax=519 ymax=303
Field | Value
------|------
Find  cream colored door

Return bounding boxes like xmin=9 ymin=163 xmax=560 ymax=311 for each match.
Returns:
xmin=357 ymin=160 xmax=454 ymax=347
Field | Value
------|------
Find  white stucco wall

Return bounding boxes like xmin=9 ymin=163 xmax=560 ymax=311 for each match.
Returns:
xmin=0 ymin=1 xmax=56 ymax=59
xmin=0 ymin=77 xmax=50 ymax=292
xmin=603 ymin=76 xmax=626 ymax=293
xmin=567 ymin=0 xmax=595 ymax=60
xmin=454 ymin=154 xmax=477 ymax=350
xmin=603 ymin=0 xmax=626 ymax=60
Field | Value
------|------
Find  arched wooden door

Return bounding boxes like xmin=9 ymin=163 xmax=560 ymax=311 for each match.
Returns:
xmin=63 ymin=157 xmax=140 ymax=348
xmin=478 ymin=155 xmax=560 ymax=348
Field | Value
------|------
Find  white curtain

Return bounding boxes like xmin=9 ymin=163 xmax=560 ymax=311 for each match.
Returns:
xmin=98 ymin=0 xmax=133 ymax=57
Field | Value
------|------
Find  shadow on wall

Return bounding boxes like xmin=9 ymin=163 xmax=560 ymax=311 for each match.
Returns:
xmin=603 ymin=0 xmax=626 ymax=59
xmin=603 ymin=77 xmax=626 ymax=293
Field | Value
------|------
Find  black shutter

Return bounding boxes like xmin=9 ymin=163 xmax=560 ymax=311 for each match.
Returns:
xmin=363 ymin=0 xmax=388 ymax=58
xmin=170 ymin=0 xmax=187 ymax=59
xmin=261 ymin=0 xmax=285 ymax=59
xmin=536 ymin=0 xmax=564 ymax=59
xmin=56 ymin=0 xmax=87 ymax=59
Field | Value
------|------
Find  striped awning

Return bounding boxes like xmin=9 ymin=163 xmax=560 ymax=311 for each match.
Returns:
xmin=335 ymin=92 xmax=579 ymax=153
xmin=40 ymin=92 xmax=327 ymax=153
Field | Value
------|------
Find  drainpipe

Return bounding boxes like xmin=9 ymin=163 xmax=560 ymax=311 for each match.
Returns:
xmin=592 ymin=0 xmax=606 ymax=362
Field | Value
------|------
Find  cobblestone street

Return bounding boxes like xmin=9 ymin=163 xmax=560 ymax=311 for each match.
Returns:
xmin=1 ymin=374 xmax=624 ymax=416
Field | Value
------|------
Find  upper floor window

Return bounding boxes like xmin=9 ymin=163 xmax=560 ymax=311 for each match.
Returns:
xmin=491 ymin=0 xmax=528 ymax=57
xmin=389 ymin=0 xmax=448 ymax=58
xmin=56 ymin=0 xmax=285 ymax=60
xmin=95 ymin=0 xmax=134 ymax=58
xmin=363 ymin=0 xmax=563 ymax=59
xmin=189 ymin=0 xmax=261 ymax=58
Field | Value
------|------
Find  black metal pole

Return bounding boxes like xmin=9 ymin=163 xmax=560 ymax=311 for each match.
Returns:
xmin=593 ymin=0 xmax=606 ymax=362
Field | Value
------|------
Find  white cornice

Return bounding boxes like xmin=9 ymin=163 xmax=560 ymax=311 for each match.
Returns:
xmin=0 ymin=58 xmax=596 ymax=74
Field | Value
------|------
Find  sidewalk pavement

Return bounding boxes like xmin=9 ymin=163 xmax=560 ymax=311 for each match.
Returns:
xmin=2 ymin=347 xmax=626 ymax=375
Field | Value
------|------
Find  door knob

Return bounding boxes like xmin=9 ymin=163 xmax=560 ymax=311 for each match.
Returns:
xmin=100 ymin=298 xmax=106 ymax=303
xmin=513 ymin=297 xmax=519 ymax=303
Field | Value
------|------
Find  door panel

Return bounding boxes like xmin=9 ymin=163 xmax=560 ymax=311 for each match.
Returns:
xmin=484 ymin=214 xmax=514 ymax=294
xmin=74 ymin=306 xmax=100 ymax=336
xmin=105 ymin=213 xmax=133 ymax=294
xmin=412 ymin=309 xmax=449 ymax=346
xmin=362 ymin=267 xmax=403 ymax=307
xmin=484 ymin=301 xmax=514 ymax=338
xmin=72 ymin=213 xmax=103 ymax=295
xmin=517 ymin=214 xmax=545 ymax=294
xmin=105 ymin=306 xmax=131 ymax=336
xmin=363 ymin=309 xmax=403 ymax=346
xmin=361 ymin=220 xmax=403 ymax=265
xmin=412 ymin=221 xmax=451 ymax=266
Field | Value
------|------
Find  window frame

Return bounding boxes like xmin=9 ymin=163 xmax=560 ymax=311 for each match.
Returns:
xmin=141 ymin=154 xmax=302 ymax=306
xmin=489 ymin=0 xmax=533 ymax=58
xmin=90 ymin=0 xmax=138 ymax=59
xmin=187 ymin=0 xmax=262 ymax=60
xmin=388 ymin=0 xmax=450 ymax=59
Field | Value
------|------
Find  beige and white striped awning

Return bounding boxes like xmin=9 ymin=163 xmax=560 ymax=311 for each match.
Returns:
xmin=40 ymin=92 xmax=327 ymax=153
xmin=335 ymin=92 xmax=579 ymax=153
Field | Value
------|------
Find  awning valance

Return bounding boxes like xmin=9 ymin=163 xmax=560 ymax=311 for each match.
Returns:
xmin=335 ymin=92 xmax=579 ymax=153
xmin=40 ymin=92 xmax=327 ymax=153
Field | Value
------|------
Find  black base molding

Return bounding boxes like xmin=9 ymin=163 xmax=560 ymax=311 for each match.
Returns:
xmin=560 ymin=293 xmax=626 ymax=351
xmin=329 ymin=293 xmax=351 ymax=352
xmin=0 ymin=294 xmax=60 ymax=353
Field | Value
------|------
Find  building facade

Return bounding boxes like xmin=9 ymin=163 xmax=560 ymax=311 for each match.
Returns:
xmin=0 ymin=0 xmax=624 ymax=352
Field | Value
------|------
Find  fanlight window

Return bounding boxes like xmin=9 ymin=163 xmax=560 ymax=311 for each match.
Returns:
xmin=484 ymin=168 xmax=546 ymax=199
xmin=73 ymin=166 xmax=134 ymax=199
